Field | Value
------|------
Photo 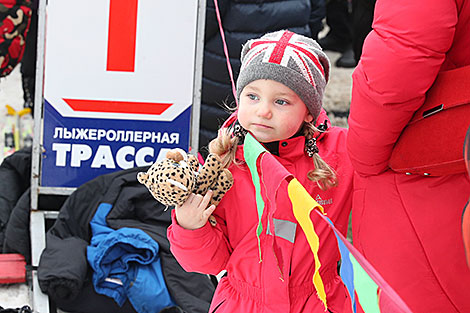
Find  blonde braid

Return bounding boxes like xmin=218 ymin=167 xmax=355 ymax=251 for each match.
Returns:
xmin=208 ymin=127 xmax=240 ymax=169
xmin=209 ymin=120 xmax=337 ymax=190
xmin=303 ymin=122 xmax=338 ymax=190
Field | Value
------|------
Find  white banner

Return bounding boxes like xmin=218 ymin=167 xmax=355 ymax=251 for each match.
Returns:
xmin=44 ymin=0 xmax=198 ymax=121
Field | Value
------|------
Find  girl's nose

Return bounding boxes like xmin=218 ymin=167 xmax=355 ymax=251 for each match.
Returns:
xmin=256 ymin=101 xmax=272 ymax=119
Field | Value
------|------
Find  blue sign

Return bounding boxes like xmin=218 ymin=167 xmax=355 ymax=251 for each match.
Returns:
xmin=42 ymin=100 xmax=191 ymax=187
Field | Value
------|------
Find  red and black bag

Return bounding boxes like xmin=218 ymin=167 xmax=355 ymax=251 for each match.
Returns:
xmin=0 ymin=0 xmax=32 ymax=77
xmin=389 ymin=65 xmax=470 ymax=176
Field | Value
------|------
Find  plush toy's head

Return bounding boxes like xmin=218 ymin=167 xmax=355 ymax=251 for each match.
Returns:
xmin=138 ymin=148 xmax=234 ymax=224
xmin=137 ymin=149 xmax=199 ymax=206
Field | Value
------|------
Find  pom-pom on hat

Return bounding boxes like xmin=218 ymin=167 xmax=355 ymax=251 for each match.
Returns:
xmin=236 ymin=30 xmax=330 ymax=121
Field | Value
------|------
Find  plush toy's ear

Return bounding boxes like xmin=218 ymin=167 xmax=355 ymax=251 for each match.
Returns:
xmin=166 ymin=148 xmax=188 ymax=162
xmin=137 ymin=172 xmax=148 ymax=184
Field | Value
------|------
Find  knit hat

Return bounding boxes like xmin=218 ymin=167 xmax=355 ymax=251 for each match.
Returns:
xmin=236 ymin=30 xmax=330 ymax=121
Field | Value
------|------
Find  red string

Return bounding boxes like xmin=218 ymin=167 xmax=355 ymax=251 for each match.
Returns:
xmin=213 ymin=0 xmax=238 ymax=107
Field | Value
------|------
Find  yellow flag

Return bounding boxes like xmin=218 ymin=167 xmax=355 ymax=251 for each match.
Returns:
xmin=288 ymin=178 xmax=327 ymax=310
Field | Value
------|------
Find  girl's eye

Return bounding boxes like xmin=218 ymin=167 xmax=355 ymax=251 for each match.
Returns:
xmin=275 ymin=99 xmax=289 ymax=106
xmin=247 ymin=94 xmax=259 ymax=101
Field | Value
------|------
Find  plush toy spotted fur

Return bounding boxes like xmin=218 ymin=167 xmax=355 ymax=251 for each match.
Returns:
xmin=137 ymin=148 xmax=233 ymax=225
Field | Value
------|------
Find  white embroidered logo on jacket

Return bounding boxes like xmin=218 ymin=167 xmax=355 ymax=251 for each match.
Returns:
xmin=315 ymin=194 xmax=333 ymax=206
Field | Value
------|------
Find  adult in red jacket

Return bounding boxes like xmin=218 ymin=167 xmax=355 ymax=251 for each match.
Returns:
xmin=347 ymin=1 xmax=470 ymax=312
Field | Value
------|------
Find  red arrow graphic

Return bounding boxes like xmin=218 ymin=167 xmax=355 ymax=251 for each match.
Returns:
xmin=63 ymin=99 xmax=173 ymax=115
xmin=107 ymin=0 xmax=138 ymax=72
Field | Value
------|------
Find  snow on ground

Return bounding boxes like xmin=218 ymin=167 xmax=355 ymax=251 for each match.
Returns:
xmin=0 ymin=283 xmax=30 ymax=309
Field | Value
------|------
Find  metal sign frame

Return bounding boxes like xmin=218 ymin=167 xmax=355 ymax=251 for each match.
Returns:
xmin=29 ymin=0 xmax=206 ymax=311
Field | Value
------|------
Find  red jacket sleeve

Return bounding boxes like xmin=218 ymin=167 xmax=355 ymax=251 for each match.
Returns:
xmin=347 ymin=0 xmax=458 ymax=175
xmin=167 ymin=209 xmax=231 ymax=275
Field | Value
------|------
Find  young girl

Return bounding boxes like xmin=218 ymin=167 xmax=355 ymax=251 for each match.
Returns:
xmin=167 ymin=30 xmax=354 ymax=313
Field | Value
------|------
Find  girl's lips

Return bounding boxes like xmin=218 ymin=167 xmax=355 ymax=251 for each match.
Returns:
xmin=252 ymin=123 xmax=272 ymax=129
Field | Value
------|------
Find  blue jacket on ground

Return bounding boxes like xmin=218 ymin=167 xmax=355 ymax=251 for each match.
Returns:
xmin=87 ymin=203 xmax=174 ymax=313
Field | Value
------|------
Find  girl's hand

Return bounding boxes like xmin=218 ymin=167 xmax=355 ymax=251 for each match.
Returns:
xmin=175 ymin=190 xmax=216 ymax=230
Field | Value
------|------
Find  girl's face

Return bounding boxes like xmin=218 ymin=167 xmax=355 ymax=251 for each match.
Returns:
xmin=238 ymin=79 xmax=313 ymax=143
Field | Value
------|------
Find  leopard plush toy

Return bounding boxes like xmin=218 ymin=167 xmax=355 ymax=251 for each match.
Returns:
xmin=137 ymin=148 xmax=233 ymax=225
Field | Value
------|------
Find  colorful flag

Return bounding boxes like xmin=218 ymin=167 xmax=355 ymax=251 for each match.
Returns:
xmin=243 ymin=133 xmax=412 ymax=313
xmin=463 ymin=125 xmax=470 ymax=265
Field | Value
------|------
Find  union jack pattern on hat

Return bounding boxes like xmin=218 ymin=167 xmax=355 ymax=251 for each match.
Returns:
xmin=236 ymin=30 xmax=330 ymax=121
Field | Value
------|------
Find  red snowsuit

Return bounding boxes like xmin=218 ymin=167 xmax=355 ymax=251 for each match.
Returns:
xmin=347 ymin=0 xmax=470 ymax=312
xmin=168 ymin=114 xmax=354 ymax=312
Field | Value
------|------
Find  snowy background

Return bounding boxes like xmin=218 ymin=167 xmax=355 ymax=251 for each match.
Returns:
xmin=0 ymin=67 xmax=28 ymax=164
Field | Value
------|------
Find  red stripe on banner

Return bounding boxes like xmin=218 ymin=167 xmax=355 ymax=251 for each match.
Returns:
xmin=107 ymin=0 xmax=138 ymax=72
xmin=63 ymin=99 xmax=173 ymax=115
